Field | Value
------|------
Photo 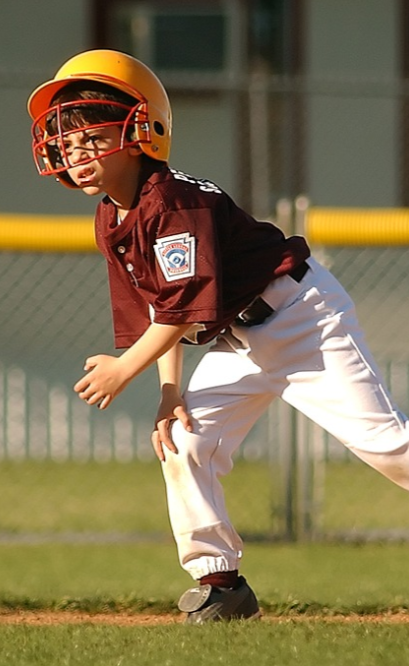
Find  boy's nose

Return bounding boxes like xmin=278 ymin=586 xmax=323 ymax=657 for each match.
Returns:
xmin=69 ymin=145 xmax=90 ymax=165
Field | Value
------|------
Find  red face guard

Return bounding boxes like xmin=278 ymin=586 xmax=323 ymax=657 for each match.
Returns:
xmin=31 ymin=99 xmax=151 ymax=178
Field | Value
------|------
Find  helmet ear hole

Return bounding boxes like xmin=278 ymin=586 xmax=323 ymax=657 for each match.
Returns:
xmin=153 ymin=121 xmax=165 ymax=136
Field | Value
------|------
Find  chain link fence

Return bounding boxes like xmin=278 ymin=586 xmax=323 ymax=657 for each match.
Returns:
xmin=1 ymin=227 xmax=409 ymax=540
xmin=0 ymin=250 xmax=270 ymax=462
xmin=2 ymin=67 xmax=409 ymax=540
xmin=1 ymin=240 xmax=409 ymax=463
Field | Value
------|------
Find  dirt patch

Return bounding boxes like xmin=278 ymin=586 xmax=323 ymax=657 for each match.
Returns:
xmin=1 ymin=611 xmax=409 ymax=626
xmin=0 ymin=611 xmax=183 ymax=626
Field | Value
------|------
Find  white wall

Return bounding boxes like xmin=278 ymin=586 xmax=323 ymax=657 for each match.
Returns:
xmin=0 ymin=0 xmax=402 ymax=213
xmin=0 ymin=0 xmax=96 ymax=214
xmin=170 ymin=95 xmax=237 ymax=195
xmin=305 ymin=0 xmax=399 ymax=206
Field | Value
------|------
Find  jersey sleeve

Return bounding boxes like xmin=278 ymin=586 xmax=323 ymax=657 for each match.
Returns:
xmin=148 ymin=207 xmax=223 ymax=326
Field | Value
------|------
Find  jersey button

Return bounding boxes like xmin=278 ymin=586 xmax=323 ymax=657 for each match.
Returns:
xmin=117 ymin=245 xmax=126 ymax=254
xmin=126 ymin=263 xmax=134 ymax=272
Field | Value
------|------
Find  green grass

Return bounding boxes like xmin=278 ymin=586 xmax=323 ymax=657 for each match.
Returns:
xmin=322 ymin=461 xmax=409 ymax=532
xmin=0 ymin=459 xmax=274 ymax=536
xmin=1 ymin=458 xmax=409 ymax=538
xmin=0 ymin=460 xmax=170 ymax=534
xmin=0 ymin=541 xmax=409 ymax=614
xmin=1 ymin=459 xmax=409 ymax=665
xmin=1 ymin=622 xmax=409 ymax=666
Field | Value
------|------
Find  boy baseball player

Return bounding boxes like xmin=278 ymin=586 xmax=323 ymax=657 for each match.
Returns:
xmin=28 ymin=49 xmax=409 ymax=624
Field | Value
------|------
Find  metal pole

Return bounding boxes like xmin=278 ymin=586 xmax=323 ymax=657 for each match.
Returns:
xmin=248 ymin=71 xmax=272 ymax=219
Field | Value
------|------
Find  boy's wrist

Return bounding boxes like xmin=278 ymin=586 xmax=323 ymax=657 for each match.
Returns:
xmin=117 ymin=353 xmax=139 ymax=383
xmin=161 ymin=382 xmax=182 ymax=396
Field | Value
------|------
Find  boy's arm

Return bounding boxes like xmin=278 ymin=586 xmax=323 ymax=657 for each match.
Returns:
xmin=73 ymin=321 xmax=192 ymax=410
xmin=152 ymin=342 xmax=193 ymax=461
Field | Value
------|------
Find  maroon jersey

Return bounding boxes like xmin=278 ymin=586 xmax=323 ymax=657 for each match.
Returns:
xmin=95 ymin=164 xmax=310 ymax=347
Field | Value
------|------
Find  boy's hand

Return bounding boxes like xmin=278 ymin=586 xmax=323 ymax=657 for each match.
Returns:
xmin=74 ymin=354 xmax=130 ymax=410
xmin=151 ymin=385 xmax=193 ymax=462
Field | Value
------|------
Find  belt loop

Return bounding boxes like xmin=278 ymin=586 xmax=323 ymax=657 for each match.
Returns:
xmin=289 ymin=261 xmax=309 ymax=283
xmin=235 ymin=261 xmax=309 ymax=328
xmin=235 ymin=297 xmax=274 ymax=327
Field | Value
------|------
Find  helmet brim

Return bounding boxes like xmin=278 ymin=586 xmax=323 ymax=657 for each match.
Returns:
xmin=27 ymin=74 xmax=143 ymax=125
xmin=28 ymin=79 xmax=71 ymax=122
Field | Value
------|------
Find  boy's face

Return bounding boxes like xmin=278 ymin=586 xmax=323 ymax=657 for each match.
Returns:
xmin=57 ymin=124 xmax=140 ymax=197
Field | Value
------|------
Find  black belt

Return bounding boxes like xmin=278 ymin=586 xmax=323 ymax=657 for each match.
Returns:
xmin=235 ymin=261 xmax=309 ymax=328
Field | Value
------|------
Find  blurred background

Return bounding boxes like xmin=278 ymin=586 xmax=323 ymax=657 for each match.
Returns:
xmin=1 ymin=0 xmax=409 ymax=543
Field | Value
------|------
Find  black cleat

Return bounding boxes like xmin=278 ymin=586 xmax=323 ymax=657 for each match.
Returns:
xmin=178 ymin=575 xmax=261 ymax=624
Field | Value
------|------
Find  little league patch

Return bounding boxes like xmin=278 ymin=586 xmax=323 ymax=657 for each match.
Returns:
xmin=154 ymin=233 xmax=196 ymax=282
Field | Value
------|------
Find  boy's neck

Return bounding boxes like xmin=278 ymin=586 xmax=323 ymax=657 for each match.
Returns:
xmin=113 ymin=159 xmax=165 ymax=220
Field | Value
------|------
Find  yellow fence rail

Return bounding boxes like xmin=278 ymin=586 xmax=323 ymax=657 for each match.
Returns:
xmin=305 ymin=207 xmax=409 ymax=246
xmin=2 ymin=207 xmax=409 ymax=253
xmin=0 ymin=214 xmax=96 ymax=252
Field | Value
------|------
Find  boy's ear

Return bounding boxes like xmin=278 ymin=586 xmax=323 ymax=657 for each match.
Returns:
xmin=128 ymin=144 xmax=143 ymax=157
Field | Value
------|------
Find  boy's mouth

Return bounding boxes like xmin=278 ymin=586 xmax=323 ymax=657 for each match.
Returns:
xmin=75 ymin=167 xmax=96 ymax=185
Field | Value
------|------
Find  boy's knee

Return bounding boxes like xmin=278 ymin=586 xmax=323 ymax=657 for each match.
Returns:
xmin=170 ymin=419 xmax=232 ymax=474
xmin=170 ymin=420 xmax=205 ymax=463
xmin=351 ymin=443 xmax=409 ymax=491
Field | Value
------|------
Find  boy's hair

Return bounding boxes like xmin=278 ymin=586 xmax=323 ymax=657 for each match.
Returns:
xmin=46 ymin=80 xmax=138 ymax=141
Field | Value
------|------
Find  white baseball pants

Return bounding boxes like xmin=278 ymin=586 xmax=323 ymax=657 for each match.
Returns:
xmin=161 ymin=257 xmax=409 ymax=580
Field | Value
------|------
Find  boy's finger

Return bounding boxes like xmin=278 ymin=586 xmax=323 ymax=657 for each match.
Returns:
xmin=174 ymin=406 xmax=193 ymax=432
xmin=151 ymin=430 xmax=165 ymax=462
xmin=181 ymin=414 xmax=193 ymax=432
xmin=73 ymin=376 xmax=90 ymax=393
xmin=83 ymin=357 xmax=98 ymax=371
xmin=98 ymin=395 xmax=111 ymax=410
xmin=158 ymin=420 xmax=178 ymax=449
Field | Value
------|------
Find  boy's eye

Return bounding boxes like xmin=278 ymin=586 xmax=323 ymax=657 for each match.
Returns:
xmin=55 ymin=140 xmax=74 ymax=157
xmin=55 ymin=134 xmax=105 ymax=157
xmin=85 ymin=134 xmax=104 ymax=147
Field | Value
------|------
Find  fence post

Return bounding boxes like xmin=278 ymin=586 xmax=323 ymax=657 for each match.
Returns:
xmin=294 ymin=194 xmax=310 ymax=235
xmin=249 ymin=71 xmax=272 ymax=220
xmin=270 ymin=196 xmax=326 ymax=541
xmin=270 ymin=400 xmax=298 ymax=541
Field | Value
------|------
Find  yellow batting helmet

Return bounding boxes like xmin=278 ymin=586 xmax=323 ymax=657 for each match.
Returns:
xmin=28 ymin=49 xmax=172 ymax=185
